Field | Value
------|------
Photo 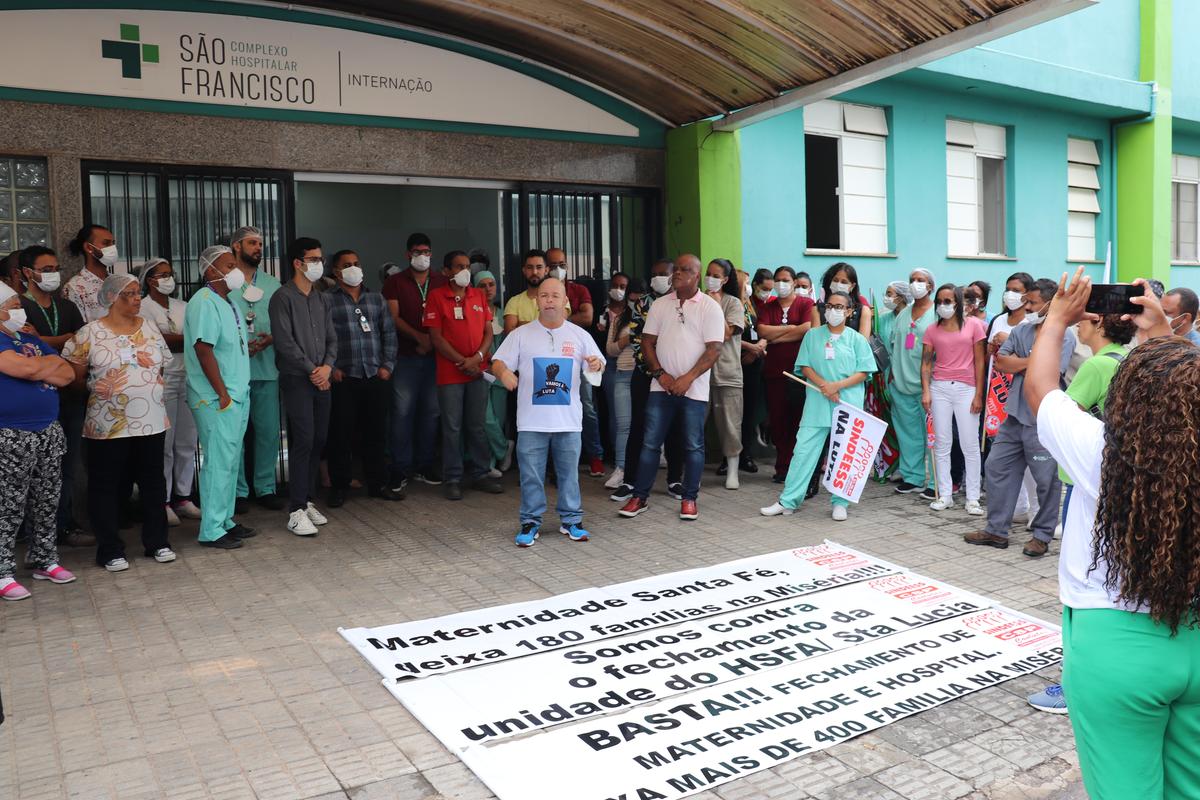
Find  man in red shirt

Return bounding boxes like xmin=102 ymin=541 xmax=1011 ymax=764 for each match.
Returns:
xmin=424 ymin=250 xmax=504 ymax=500
xmin=547 ymin=246 xmax=604 ymax=477
xmin=382 ymin=232 xmax=444 ymax=490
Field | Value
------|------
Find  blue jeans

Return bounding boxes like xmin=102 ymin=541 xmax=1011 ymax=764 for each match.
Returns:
xmin=603 ymin=367 xmax=634 ymax=469
xmin=581 ymin=381 xmax=603 ymax=460
xmin=633 ymin=392 xmax=706 ymax=501
xmin=516 ymin=431 xmax=582 ymax=527
xmin=390 ymin=354 xmax=439 ymax=480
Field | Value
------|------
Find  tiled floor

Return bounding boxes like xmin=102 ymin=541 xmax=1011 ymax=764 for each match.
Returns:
xmin=0 ymin=466 xmax=1080 ymax=799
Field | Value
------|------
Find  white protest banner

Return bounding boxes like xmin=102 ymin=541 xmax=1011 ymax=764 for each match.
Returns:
xmin=823 ymin=402 xmax=888 ymax=503
xmin=391 ymin=574 xmax=995 ymax=751
xmin=450 ymin=610 xmax=1061 ymax=800
xmin=341 ymin=543 xmax=899 ymax=681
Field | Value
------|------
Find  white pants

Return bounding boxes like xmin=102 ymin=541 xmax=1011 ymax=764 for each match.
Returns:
xmin=162 ymin=373 xmax=198 ymax=499
xmin=931 ymin=379 xmax=981 ymax=502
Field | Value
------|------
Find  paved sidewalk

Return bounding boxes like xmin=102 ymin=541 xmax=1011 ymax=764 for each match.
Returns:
xmin=0 ymin=466 xmax=1081 ymax=799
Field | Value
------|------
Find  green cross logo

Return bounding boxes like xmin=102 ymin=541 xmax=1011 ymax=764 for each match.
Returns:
xmin=101 ymin=23 xmax=159 ymax=79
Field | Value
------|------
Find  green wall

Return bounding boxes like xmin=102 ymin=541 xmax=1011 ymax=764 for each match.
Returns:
xmin=666 ymin=122 xmax=743 ymax=267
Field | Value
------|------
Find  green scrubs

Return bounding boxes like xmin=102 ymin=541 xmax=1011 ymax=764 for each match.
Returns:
xmin=185 ymin=287 xmax=251 ymax=542
xmin=229 ymin=270 xmax=281 ymax=498
xmin=483 ymin=320 xmax=509 ymax=464
xmin=888 ymin=304 xmax=936 ymax=488
xmin=779 ymin=326 xmax=876 ymax=509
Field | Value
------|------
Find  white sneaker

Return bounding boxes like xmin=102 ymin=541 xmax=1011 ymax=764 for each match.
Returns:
xmin=499 ymin=440 xmax=515 ymax=472
xmin=174 ymin=500 xmax=202 ymax=519
xmin=760 ymin=502 xmax=794 ymax=517
xmin=603 ymin=467 xmax=625 ymax=490
xmin=724 ymin=457 xmax=739 ymax=490
xmin=486 ymin=467 xmax=503 ymax=479
xmin=288 ymin=509 xmax=318 ymax=536
xmin=831 ymin=505 xmax=848 ymax=522
xmin=930 ymin=496 xmax=954 ymax=511
xmin=154 ymin=547 xmax=177 ymax=563
xmin=304 ymin=502 xmax=328 ymax=526
xmin=965 ymin=500 xmax=984 ymax=516
xmin=165 ymin=504 xmax=180 ymax=527
xmin=105 ymin=557 xmax=129 ymax=572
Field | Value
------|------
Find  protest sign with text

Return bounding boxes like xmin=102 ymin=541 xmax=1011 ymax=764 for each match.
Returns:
xmin=822 ymin=403 xmax=888 ymax=503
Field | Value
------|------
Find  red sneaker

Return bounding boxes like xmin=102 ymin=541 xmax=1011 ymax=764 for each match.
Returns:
xmin=679 ymin=500 xmax=698 ymax=520
xmin=589 ymin=457 xmax=605 ymax=477
xmin=618 ymin=497 xmax=649 ymax=517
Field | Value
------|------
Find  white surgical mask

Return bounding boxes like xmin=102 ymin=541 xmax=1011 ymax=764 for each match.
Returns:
xmin=830 ymin=281 xmax=852 ymax=295
xmin=93 ymin=244 xmax=119 ymax=268
xmin=1025 ymin=310 xmax=1042 ymax=325
xmin=36 ymin=272 xmax=61 ymax=292
xmin=774 ymin=280 xmax=794 ymax=299
xmin=223 ymin=268 xmax=246 ymax=291
xmin=705 ymin=276 xmax=723 ymax=293
xmin=755 ymin=289 xmax=772 ymax=302
xmin=452 ymin=269 xmax=471 ymax=288
xmin=825 ymin=308 xmax=846 ymax=328
xmin=341 ymin=267 xmax=364 ymax=287
xmin=2 ymin=308 xmax=27 ymax=333
xmin=650 ymin=275 xmax=672 ymax=295
xmin=155 ymin=277 xmax=176 ymax=296
xmin=936 ymin=303 xmax=956 ymax=320
xmin=303 ymin=261 xmax=324 ymax=283
xmin=910 ymin=280 xmax=929 ymax=299
xmin=608 ymin=288 xmax=626 ymax=302
xmin=1003 ymin=290 xmax=1024 ymax=311
xmin=410 ymin=254 xmax=431 ymax=272
xmin=882 ymin=295 xmax=897 ymax=311
xmin=551 ymin=267 xmax=567 ymax=281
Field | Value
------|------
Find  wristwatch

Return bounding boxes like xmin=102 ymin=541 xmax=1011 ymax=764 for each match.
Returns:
xmin=650 ymin=368 xmax=665 ymax=379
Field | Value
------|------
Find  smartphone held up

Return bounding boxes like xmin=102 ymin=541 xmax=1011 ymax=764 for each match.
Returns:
xmin=1086 ymin=283 xmax=1144 ymax=315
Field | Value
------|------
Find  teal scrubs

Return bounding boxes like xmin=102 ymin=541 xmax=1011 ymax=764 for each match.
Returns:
xmin=779 ymin=326 xmax=876 ymax=510
xmin=185 ymin=287 xmax=251 ymax=542
xmin=229 ymin=270 xmax=282 ymax=498
xmin=878 ymin=310 xmax=899 ymax=357
xmin=888 ymin=304 xmax=936 ymax=489
xmin=483 ymin=316 xmax=509 ymax=464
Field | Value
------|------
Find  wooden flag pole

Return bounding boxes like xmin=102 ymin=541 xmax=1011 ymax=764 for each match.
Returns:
xmin=782 ymin=370 xmax=822 ymax=393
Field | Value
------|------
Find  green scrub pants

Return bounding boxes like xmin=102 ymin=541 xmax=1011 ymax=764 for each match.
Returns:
xmin=778 ymin=424 xmax=849 ymax=510
xmin=236 ymin=379 xmax=280 ymax=499
xmin=484 ymin=380 xmax=509 ymax=465
xmin=194 ymin=398 xmax=250 ymax=542
xmin=1063 ymin=606 xmax=1200 ymax=800
xmin=891 ymin=388 xmax=933 ymax=489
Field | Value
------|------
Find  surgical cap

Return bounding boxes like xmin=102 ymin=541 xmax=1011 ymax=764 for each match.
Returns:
xmin=99 ymin=273 xmax=138 ymax=309
xmin=473 ymin=270 xmax=496 ymax=287
xmin=886 ymin=280 xmax=913 ymax=305
xmin=198 ymin=245 xmax=232 ymax=274
xmin=136 ymin=258 xmax=169 ymax=293
xmin=230 ymin=226 xmax=262 ymax=246
xmin=911 ymin=267 xmax=936 ymax=286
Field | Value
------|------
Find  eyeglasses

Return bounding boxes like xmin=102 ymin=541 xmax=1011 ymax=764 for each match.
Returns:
xmin=548 ymin=261 xmax=567 ymax=269
xmin=117 ymin=290 xmax=143 ymax=300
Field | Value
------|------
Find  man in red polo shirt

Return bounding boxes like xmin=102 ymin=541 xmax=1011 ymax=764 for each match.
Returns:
xmin=382 ymin=232 xmax=444 ymax=490
xmin=547 ymin=246 xmax=604 ymax=477
xmin=424 ymin=250 xmax=504 ymax=500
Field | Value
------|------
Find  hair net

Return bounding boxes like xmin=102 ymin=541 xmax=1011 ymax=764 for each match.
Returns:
xmin=99 ymin=273 xmax=138 ymax=309
xmin=886 ymin=280 xmax=913 ymax=305
xmin=198 ymin=245 xmax=232 ymax=275
xmin=230 ymin=225 xmax=262 ymax=246
xmin=473 ymin=270 xmax=496 ymax=287
xmin=136 ymin=258 xmax=169 ymax=293
xmin=911 ymin=267 xmax=936 ymax=286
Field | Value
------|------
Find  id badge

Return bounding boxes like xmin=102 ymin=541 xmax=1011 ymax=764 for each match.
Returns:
xmin=118 ymin=346 xmax=135 ymax=365
xmin=453 ymin=306 xmax=464 ymax=320
xmin=824 ymin=341 xmax=835 ymax=361
xmin=905 ymin=332 xmax=916 ymax=350
xmin=358 ymin=315 xmax=372 ymax=333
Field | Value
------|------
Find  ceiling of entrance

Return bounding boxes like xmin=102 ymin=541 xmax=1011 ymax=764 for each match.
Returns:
xmin=295 ymin=0 xmax=1087 ymax=126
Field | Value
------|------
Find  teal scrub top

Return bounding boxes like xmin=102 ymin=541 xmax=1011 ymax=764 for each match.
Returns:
xmin=888 ymin=304 xmax=936 ymax=395
xmin=185 ymin=286 xmax=251 ymax=404
xmin=878 ymin=310 xmax=898 ymax=356
xmin=229 ymin=269 xmax=281 ymax=381
xmin=794 ymin=325 xmax=877 ymax=428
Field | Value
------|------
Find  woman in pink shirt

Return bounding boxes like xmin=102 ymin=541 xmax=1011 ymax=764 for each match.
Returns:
xmin=921 ymin=284 xmax=986 ymax=515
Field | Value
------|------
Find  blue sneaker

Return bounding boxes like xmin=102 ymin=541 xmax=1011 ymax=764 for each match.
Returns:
xmin=515 ymin=523 xmax=540 ymax=548
xmin=1027 ymin=684 xmax=1068 ymax=714
xmin=560 ymin=523 xmax=590 ymax=542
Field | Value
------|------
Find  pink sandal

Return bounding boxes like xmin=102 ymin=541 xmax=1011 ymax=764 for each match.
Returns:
xmin=0 ymin=581 xmax=32 ymax=600
xmin=32 ymin=565 xmax=76 ymax=584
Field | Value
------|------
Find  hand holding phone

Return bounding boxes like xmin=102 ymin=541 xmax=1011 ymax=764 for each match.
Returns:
xmin=1086 ymin=283 xmax=1144 ymax=315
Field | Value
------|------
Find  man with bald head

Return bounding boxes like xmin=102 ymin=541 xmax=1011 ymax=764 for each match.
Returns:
xmin=492 ymin=274 xmax=605 ymax=548
xmin=618 ymin=254 xmax=725 ymax=521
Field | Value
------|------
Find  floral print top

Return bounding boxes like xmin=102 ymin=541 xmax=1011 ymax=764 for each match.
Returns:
xmin=62 ymin=318 xmax=172 ymax=439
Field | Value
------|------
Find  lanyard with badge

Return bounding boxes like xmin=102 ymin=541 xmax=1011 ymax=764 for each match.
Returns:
xmin=825 ymin=335 xmax=837 ymax=360
xmin=453 ymin=293 xmax=465 ymax=320
xmin=354 ymin=305 xmax=372 ymax=333
xmin=25 ymin=293 xmax=59 ymax=336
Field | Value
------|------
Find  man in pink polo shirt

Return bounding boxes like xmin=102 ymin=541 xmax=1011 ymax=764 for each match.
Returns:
xmin=618 ymin=254 xmax=724 ymax=521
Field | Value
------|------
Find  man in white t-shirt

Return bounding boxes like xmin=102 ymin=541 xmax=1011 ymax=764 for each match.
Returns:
xmin=492 ymin=278 xmax=604 ymax=548
xmin=618 ymin=254 xmax=724 ymax=522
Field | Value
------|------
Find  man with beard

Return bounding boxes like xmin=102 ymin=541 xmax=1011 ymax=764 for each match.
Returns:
xmin=228 ymin=226 xmax=285 ymax=512
xmin=503 ymin=249 xmax=552 ymax=332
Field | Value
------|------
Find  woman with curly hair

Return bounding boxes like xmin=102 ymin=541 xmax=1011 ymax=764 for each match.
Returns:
xmin=1025 ymin=268 xmax=1196 ymax=799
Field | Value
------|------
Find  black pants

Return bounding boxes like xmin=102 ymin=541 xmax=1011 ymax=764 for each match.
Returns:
xmin=328 ymin=375 xmax=390 ymax=492
xmin=624 ymin=369 xmax=682 ymax=488
xmin=281 ymin=374 xmax=332 ymax=513
xmin=740 ymin=359 xmax=764 ymax=458
xmin=86 ymin=433 xmax=168 ymax=565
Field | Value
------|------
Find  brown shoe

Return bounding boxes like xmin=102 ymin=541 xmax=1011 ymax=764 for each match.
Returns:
xmin=1022 ymin=538 xmax=1049 ymax=557
xmin=964 ymin=531 xmax=1009 ymax=549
